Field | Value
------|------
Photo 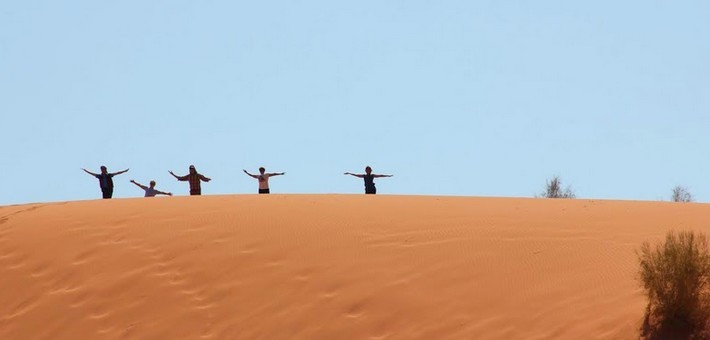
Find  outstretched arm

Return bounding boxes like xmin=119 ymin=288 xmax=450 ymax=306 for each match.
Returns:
xmin=243 ymin=169 xmax=258 ymax=178
xmin=374 ymin=174 xmax=393 ymax=178
xmin=130 ymin=180 xmax=148 ymax=190
xmin=268 ymin=172 xmax=286 ymax=177
xmin=344 ymin=172 xmax=365 ymax=178
xmin=155 ymin=190 xmax=173 ymax=196
xmin=169 ymin=171 xmax=188 ymax=181
xmin=112 ymin=168 xmax=129 ymax=176
xmin=199 ymin=174 xmax=211 ymax=182
xmin=82 ymin=168 xmax=98 ymax=176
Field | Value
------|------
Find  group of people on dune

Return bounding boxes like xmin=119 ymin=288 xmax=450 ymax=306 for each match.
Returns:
xmin=82 ymin=165 xmax=393 ymax=199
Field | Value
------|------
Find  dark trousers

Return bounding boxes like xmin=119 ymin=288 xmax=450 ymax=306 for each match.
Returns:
xmin=259 ymin=189 xmax=270 ymax=194
xmin=190 ymin=190 xmax=201 ymax=196
xmin=102 ymin=189 xmax=113 ymax=199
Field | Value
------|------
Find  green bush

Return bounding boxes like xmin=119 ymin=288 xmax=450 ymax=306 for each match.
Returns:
xmin=638 ymin=230 xmax=710 ymax=338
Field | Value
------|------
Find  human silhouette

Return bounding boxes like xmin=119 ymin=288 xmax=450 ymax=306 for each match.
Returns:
xmin=82 ymin=166 xmax=129 ymax=199
xmin=130 ymin=180 xmax=172 ymax=197
xmin=169 ymin=165 xmax=211 ymax=196
xmin=344 ymin=166 xmax=393 ymax=194
xmin=243 ymin=167 xmax=285 ymax=194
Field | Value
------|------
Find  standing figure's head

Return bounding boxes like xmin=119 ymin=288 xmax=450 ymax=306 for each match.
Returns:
xmin=150 ymin=180 xmax=156 ymax=188
xmin=259 ymin=167 xmax=266 ymax=174
xmin=189 ymin=165 xmax=196 ymax=174
xmin=100 ymin=166 xmax=108 ymax=174
xmin=365 ymin=166 xmax=372 ymax=175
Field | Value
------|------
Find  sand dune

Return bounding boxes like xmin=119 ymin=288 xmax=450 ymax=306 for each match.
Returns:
xmin=1 ymin=195 xmax=708 ymax=339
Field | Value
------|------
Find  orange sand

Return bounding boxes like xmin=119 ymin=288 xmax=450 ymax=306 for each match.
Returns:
xmin=1 ymin=195 xmax=708 ymax=339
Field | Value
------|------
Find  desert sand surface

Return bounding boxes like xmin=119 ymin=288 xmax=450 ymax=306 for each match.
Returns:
xmin=1 ymin=195 xmax=708 ymax=339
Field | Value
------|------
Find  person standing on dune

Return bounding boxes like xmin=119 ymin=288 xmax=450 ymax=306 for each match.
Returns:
xmin=82 ymin=166 xmax=129 ymax=199
xmin=243 ymin=167 xmax=285 ymax=194
xmin=130 ymin=179 xmax=172 ymax=197
xmin=169 ymin=165 xmax=211 ymax=196
xmin=344 ymin=166 xmax=393 ymax=194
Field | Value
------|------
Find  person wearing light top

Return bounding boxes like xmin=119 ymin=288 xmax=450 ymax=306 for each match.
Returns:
xmin=344 ymin=166 xmax=393 ymax=194
xmin=243 ymin=167 xmax=285 ymax=194
xmin=130 ymin=180 xmax=172 ymax=197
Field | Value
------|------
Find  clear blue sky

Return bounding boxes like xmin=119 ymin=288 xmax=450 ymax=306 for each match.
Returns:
xmin=1 ymin=1 xmax=709 ymax=205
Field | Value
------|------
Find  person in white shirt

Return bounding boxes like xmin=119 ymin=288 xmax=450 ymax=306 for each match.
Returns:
xmin=130 ymin=180 xmax=173 ymax=197
xmin=243 ymin=167 xmax=285 ymax=194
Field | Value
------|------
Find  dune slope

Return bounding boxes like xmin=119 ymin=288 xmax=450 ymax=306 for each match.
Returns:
xmin=1 ymin=195 xmax=708 ymax=339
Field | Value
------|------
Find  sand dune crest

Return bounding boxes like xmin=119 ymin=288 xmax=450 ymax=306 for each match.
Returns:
xmin=1 ymin=195 xmax=709 ymax=339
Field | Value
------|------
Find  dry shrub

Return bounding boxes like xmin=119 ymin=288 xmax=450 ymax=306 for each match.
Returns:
xmin=672 ymin=186 xmax=694 ymax=203
xmin=539 ymin=176 xmax=575 ymax=198
xmin=638 ymin=230 xmax=710 ymax=339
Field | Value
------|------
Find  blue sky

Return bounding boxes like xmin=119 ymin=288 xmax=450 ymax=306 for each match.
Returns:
xmin=1 ymin=1 xmax=708 ymax=205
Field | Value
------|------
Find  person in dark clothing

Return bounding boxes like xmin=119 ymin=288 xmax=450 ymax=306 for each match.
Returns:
xmin=344 ymin=166 xmax=393 ymax=194
xmin=82 ymin=166 xmax=129 ymax=199
xmin=169 ymin=165 xmax=211 ymax=195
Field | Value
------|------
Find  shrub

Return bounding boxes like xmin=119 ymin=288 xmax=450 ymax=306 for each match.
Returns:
xmin=539 ymin=176 xmax=575 ymax=198
xmin=638 ymin=230 xmax=710 ymax=338
xmin=672 ymin=186 xmax=694 ymax=203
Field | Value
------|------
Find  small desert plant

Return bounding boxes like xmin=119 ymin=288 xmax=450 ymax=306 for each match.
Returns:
xmin=638 ymin=230 xmax=710 ymax=337
xmin=672 ymin=186 xmax=694 ymax=203
xmin=538 ymin=176 xmax=575 ymax=198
